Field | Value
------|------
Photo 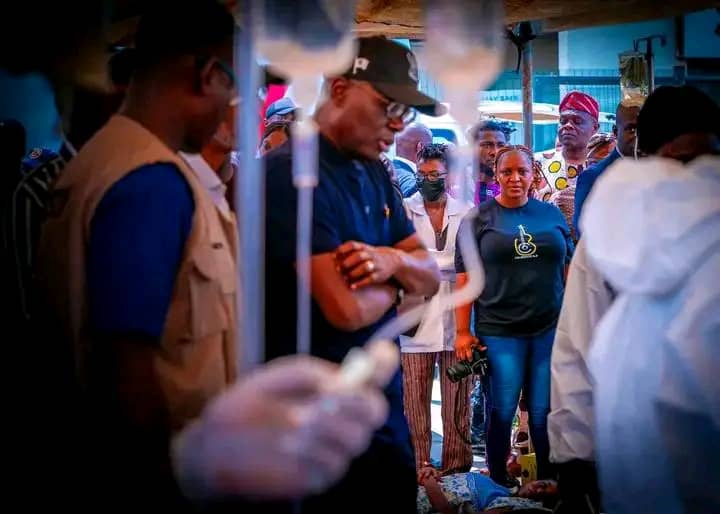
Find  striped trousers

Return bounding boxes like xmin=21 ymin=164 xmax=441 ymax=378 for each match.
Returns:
xmin=401 ymin=351 xmax=472 ymax=474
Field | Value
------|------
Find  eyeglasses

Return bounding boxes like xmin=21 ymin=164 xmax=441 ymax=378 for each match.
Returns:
xmin=415 ymin=170 xmax=448 ymax=182
xmin=213 ymin=59 xmax=237 ymax=88
xmin=355 ymin=80 xmax=416 ymax=124
xmin=387 ymin=102 xmax=416 ymax=124
xmin=196 ymin=55 xmax=237 ymax=89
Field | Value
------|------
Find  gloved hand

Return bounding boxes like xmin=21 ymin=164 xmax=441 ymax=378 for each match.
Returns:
xmin=553 ymin=459 xmax=601 ymax=514
xmin=172 ymin=355 xmax=390 ymax=501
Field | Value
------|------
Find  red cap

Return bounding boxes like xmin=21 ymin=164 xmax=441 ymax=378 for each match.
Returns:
xmin=559 ymin=91 xmax=599 ymax=121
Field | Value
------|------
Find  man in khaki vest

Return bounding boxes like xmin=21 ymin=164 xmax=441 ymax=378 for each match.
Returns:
xmin=32 ymin=5 xmax=401 ymax=511
xmin=35 ymin=1 xmax=239 ymax=509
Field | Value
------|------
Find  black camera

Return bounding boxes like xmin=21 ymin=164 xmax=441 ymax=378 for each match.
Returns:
xmin=446 ymin=347 xmax=489 ymax=383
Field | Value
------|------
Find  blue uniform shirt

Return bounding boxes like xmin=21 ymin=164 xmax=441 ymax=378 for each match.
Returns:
xmin=392 ymin=157 xmax=419 ymax=197
xmin=87 ymin=163 xmax=193 ymax=340
xmin=264 ymin=135 xmax=415 ymax=459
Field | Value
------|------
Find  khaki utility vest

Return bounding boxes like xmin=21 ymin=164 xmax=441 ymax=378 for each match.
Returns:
xmin=37 ymin=115 xmax=237 ymax=431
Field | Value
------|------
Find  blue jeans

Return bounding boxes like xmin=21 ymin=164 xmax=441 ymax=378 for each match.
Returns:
xmin=484 ymin=325 xmax=556 ymax=481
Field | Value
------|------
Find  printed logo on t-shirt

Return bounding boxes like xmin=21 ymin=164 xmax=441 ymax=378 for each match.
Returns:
xmin=514 ymin=224 xmax=538 ymax=259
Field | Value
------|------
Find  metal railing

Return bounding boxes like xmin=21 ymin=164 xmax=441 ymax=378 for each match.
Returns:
xmin=417 ymin=67 xmax=687 ymax=151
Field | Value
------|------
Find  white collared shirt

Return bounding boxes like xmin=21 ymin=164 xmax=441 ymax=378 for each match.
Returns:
xmin=548 ymin=240 xmax=613 ymax=464
xmin=180 ymin=152 xmax=230 ymax=215
xmin=399 ymin=193 xmax=472 ymax=353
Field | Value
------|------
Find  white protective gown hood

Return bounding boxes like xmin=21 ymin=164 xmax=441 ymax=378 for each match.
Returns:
xmin=580 ymin=155 xmax=720 ymax=514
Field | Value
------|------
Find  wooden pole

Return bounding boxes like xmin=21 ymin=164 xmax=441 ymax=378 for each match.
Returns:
xmin=522 ymin=35 xmax=534 ymax=149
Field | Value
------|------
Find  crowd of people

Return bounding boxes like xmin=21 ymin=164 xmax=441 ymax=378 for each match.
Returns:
xmin=1 ymin=1 xmax=718 ymax=513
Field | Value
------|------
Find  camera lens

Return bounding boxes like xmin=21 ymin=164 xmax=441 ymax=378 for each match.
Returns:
xmin=445 ymin=360 xmax=471 ymax=383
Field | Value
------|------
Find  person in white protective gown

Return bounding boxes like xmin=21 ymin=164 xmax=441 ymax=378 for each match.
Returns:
xmin=583 ymin=154 xmax=719 ymax=514
xmin=547 ymin=237 xmax=612 ymax=513
xmin=548 ymin=84 xmax=720 ymax=514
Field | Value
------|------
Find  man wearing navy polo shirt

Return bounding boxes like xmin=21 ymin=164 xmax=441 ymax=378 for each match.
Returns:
xmin=265 ymin=37 xmax=443 ymax=513
xmin=572 ymin=101 xmax=641 ymax=236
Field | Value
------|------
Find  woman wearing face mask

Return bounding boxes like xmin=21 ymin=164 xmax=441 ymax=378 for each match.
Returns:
xmin=455 ymin=146 xmax=574 ymax=489
xmin=399 ymin=143 xmax=473 ymax=480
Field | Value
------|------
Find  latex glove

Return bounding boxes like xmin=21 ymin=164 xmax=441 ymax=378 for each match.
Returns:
xmin=172 ymin=355 xmax=389 ymax=501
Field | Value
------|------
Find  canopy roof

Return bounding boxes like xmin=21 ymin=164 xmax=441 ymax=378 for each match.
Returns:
xmin=1 ymin=0 xmax=715 ymax=87
xmin=354 ymin=0 xmax=716 ymax=36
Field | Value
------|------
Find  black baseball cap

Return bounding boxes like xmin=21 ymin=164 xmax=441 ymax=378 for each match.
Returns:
xmin=340 ymin=37 xmax=446 ymax=117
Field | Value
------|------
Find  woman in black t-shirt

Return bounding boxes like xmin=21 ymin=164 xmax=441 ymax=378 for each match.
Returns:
xmin=454 ymin=146 xmax=574 ymax=487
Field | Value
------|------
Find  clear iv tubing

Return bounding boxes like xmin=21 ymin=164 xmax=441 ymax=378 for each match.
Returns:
xmin=369 ymin=129 xmax=485 ymax=343
xmin=234 ymin=8 xmax=264 ymax=371
xmin=420 ymin=88 xmax=488 ymax=329
xmin=255 ymin=34 xmax=356 ymax=360
xmin=293 ymin=117 xmax=319 ymax=355
xmin=369 ymin=0 xmax=503 ymax=343
xmin=290 ymin=75 xmax=322 ymax=356
xmin=288 ymin=78 xmax=320 ymax=514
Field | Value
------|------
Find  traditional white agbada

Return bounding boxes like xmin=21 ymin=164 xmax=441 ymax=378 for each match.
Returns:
xmin=548 ymin=238 xmax=614 ymax=465
xmin=581 ymin=156 xmax=720 ymax=514
xmin=399 ymin=192 xmax=472 ymax=353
